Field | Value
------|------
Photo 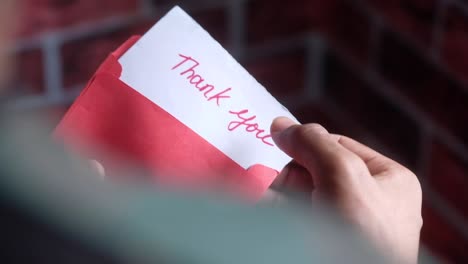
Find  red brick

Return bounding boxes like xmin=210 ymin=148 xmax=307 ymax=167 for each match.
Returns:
xmin=191 ymin=8 xmax=228 ymax=45
xmin=363 ymin=0 xmax=437 ymax=47
xmin=441 ymin=6 xmax=468 ymax=85
xmin=247 ymin=0 xmax=333 ymax=42
xmin=151 ymin=0 xmax=192 ymax=7
xmin=324 ymin=0 xmax=372 ymax=62
xmin=324 ymin=52 xmax=421 ymax=168
xmin=17 ymin=0 xmax=139 ymax=37
xmin=293 ymin=103 xmax=360 ymax=139
xmin=61 ymin=21 xmax=153 ymax=89
xmin=131 ymin=6 xmax=229 ymax=43
xmin=428 ymin=142 xmax=468 ymax=220
xmin=60 ymin=5 xmax=228 ymax=89
xmin=378 ymin=30 xmax=468 ymax=148
xmin=291 ymin=100 xmax=417 ymax=170
xmin=293 ymin=103 xmax=331 ymax=125
xmin=421 ymin=202 xmax=468 ymax=263
xmin=127 ymin=19 xmax=158 ymax=36
xmin=243 ymin=49 xmax=306 ymax=98
xmin=246 ymin=0 xmax=371 ymax=62
xmin=13 ymin=49 xmax=45 ymax=95
xmin=154 ymin=4 xmax=229 ymax=44
xmin=153 ymin=6 xmax=229 ymax=44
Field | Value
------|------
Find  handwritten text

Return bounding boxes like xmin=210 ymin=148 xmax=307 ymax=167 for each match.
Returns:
xmin=172 ymin=54 xmax=274 ymax=147
xmin=172 ymin=54 xmax=231 ymax=106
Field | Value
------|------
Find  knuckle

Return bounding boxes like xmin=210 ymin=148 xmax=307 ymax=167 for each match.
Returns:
xmin=334 ymin=155 xmax=355 ymax=172
xmin=289 ymin=124 xmax=328 ymax=147
xmin=396 ymin=166 xmax=417 ymax=180
xmin=288 ymin=126 xmax=312 ymax=145
xmin=325 ymin=152 xmax=363 ymax=176
xmin=304 ymin=123 xmax=328 ymax=134
xmin=388 ymin=165 xmax=423 ymax=195
xmin=409 ymin=173 xmax=423 ymax=195
xmin=387 ymin=163 xmax=412 ymax=177
xmin=295 ymin=123 xmax=327 ymax=138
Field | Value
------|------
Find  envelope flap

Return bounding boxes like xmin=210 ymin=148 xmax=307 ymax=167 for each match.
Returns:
xmin=56 ymin=70 xmax=279 ymax=200
xmin=247 ymin=165 xmax=278 ymax=179
xmin=95 ymin=36 xmax=141 ymax=78
xmin=112 ymin=35 xmax=141 ymax=58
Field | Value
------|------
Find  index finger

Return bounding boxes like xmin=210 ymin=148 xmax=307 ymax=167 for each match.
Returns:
xmin=335 ymin=135 xmax=401 ymax=176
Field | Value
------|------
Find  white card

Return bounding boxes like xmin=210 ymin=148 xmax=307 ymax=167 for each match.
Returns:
xmin=118 ymin=6 xmax=297 ymax=171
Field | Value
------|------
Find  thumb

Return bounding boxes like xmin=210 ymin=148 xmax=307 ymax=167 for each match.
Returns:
xmin=271 ymin=117 xmax=362 ymax=191
xmin=88 ymin=160 xmax=106 ymax=178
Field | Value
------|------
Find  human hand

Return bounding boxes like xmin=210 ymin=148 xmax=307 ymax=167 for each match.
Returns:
xmin=268 ymin=117 xmax=423 ymax=264
xmin=88 ymin=159 xmax=106 ymax=178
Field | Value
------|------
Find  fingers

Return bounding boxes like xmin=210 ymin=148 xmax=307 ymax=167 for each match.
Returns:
xmin=334 ymin=135 xmax=403 ymax=176
xmin=335 ymin=135 xmax=401 ymax=176
xmin=271 ymin=161 xmax=314 ymax=192
xmin=260 ymin=189 xmax=289 ymax=205
xmin=89 ymin=160 xmax=105 ymax=178
xmin=271 ymin=117 xmax=366 ymax=190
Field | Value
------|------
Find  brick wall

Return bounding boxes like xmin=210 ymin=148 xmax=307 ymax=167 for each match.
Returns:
xmin=11 ymin=0 xmax=468 ymax=262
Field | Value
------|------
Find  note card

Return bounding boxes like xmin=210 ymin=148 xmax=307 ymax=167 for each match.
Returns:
xmin=118 ymin=6 xmax=297 ymax=172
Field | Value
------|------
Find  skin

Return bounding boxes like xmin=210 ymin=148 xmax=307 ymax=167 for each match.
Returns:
xmin=0 ymin=2 xmax=420 ymax=261
xmin=91 ymin=117 xmax=423 ymax=263
xmin=268 ymin=117 xmax=423 ymax=264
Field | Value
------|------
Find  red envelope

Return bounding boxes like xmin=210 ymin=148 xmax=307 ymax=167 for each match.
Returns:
xmin=54 ymin=36 xmax=279 ymax=200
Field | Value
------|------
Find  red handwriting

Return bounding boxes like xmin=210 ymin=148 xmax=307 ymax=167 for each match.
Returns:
xmin=172 ymin=54 xmax=231 ymax=106
xmin=172 ymin=54 xmax=274 ymax=147
xmin=228 ymin=109 xmax=274 ymax=147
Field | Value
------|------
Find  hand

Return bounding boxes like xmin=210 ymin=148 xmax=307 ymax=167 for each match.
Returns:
xmin=268 ymin=117 xmax=423 ymax=264
xmin=88 ymin=159 xmax=106 ymax=178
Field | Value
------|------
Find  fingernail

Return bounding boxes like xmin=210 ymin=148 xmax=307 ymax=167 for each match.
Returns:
xmin=306 ymin=123 xmax=329 ymax=135
xmin=89 ymin=160 xmax=106 ymax=178
xmin=271 ymin=117 xmax=297 ymax=135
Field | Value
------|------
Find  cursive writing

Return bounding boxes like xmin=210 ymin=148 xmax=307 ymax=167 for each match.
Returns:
xmin=172 ymin=54 xmax=274 ymax=147
xmin=172 ymin=54 xmax=231 ymax=106
xmin=228 ymin=109 xmax=274 ymax=146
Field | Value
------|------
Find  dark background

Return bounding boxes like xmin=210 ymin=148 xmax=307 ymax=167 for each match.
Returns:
xmin=10 ymin=0 xmax=468 ymax=262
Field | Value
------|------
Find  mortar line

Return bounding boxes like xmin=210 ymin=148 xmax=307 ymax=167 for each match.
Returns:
xmin=350 ymin=0 xmax=468 ymax=89
xmin=431 ymin=0 xmax=449 ymax=60
xmin=228 ymin=0 xmax=246 ymax=58
xmin=304 ymin=35 xmax=324 ymax=101
xmin=43 ymin=35 xmax=63 ymax=104
xmin=329 ymin=43 xmax=468 ymax=165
